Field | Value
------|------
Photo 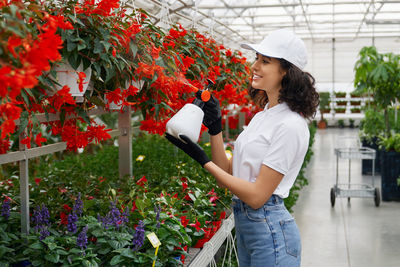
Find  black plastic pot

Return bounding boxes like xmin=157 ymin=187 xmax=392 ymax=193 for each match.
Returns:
xmin=361 ymin=138 xmax=381 ymax=175
xmin=380 ymin=150 xmax=400 ymax=201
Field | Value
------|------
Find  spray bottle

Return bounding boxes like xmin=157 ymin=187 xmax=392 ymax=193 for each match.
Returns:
xmin=166 ymin=79 xmax=214 ymax=143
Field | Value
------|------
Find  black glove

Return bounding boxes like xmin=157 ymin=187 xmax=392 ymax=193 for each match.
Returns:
xmin=203 ymin=95 xmax=222 ymax=135
xmin=165 ymin=133 xmax=211 ymax=167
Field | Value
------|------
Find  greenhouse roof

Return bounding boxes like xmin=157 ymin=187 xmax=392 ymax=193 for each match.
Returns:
xmin=132 ymin=0 xmax=400 ymax=44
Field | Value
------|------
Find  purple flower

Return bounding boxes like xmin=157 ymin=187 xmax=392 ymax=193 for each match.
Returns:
xmin=98 ymin=202 xmax=129 ymax=229
xmin=77 ymin=225 xmax=88 ymax=251
xmin=1 ymin=199 xmax=10 ymax=220
xmin=132 ymin=220 xmax=145 ymax=251
xmin=39 ymin=226 xmax=50 ymax=241
xmin=32 ymin=204 xmax=50 ymax=239
xmin=73 ymin=193 xmax=83 ymax=217
xmin=67 ymin=212 xmax=78 ymax=233
xmin=32 ymin=204 xmax=50 ymax=229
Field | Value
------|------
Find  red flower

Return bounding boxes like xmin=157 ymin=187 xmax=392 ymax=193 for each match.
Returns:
xmin=77 ymin=72 xmax=87 ymax=92
xmin=34 ymin=178 xmax=42 ymax=186
xmin=35 ymin=133 xmax=47 ymax=147
xmin=63 ymin=204 xmax=72 ymax=212
xmin=182 ymin=181 xmax=188 ymax=192
xmin=60 ymin=212 xmax=68 ymax=225
xmin=105 ymin=88 xmax=122 ymax=105
xmin=180 ymin=55 xmax=194 ymax=70
xmin=112 ymin=47 xmax=117 ymax=57
xmin=21 ymin=136 xmax=31 ymax=149
xmin=220 ymin=211 xmax=226 ymax=220
xmin=180 ymin=216 xmax=189 ymax=228
xmin=49 ymin=85 xmax=76 ymax=111
xmin=209 ymin=196 xmax=219 ymax=203
xmin=136 ymin=175 xmax=147 ymax=187
xmin=189 ymin=218 xmax=201 ymax=232
xmin=0 ymin=139 xmax=11 ymax=154
xmin=225 ymin=49 xmax=233 ymax=57
xmin=151 ymin=46 xmax=161 ymax=59
xmin=131 ymin=200 xmax=137 ymax=212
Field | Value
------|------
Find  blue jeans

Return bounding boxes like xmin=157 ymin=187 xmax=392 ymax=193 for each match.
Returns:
xmin=231 ymin=195 xmax=301 ymax=267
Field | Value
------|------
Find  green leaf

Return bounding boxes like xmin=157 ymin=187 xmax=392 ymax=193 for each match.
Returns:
xmin=67 ymin=41 xmax=77 ymax=52
xmin=94 ymin=39 xmax=103 ymax=54
xmin=45 ymin=252 xmax=60 ymax=263
xmin=119 ymin=248 xmax=135 ymax=259
xmin=29 ymin=242 xmax=43 ymax=250
xmin=107 ymin=240 xmax=120 ymax=249
xmin=110 ymin=255 xmax=123 ymax=266
xmin=130 ymin=42 xmax=138 ymax=58
xmin=47 ymin=242 xmax=57 ymax=251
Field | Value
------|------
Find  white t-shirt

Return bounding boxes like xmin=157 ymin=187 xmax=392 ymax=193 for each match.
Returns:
xmin=232 ymin=102 xmax=309 ymax=198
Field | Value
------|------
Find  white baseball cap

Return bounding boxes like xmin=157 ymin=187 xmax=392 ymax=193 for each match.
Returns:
xmin=241 ymin=29 xmax=308 ymax=70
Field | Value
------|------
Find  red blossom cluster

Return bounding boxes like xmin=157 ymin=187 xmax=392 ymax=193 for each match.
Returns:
xmin=1 ymin=0 xmax=251 ymax=154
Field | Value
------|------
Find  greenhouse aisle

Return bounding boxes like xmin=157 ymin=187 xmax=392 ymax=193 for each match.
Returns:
xmin=293 ymin=128 xmax=400 ymax=267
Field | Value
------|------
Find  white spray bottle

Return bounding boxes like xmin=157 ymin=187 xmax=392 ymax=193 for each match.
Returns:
xmin=166 ymin=80 xmax=214 ymax=143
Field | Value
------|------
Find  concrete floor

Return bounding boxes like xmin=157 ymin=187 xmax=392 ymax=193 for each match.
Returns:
xmin=293 ymin=128 xmax=400 ymax=267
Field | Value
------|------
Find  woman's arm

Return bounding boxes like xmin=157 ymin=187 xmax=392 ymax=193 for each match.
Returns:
xmin=204 ymin=162 xmax=283 ymax=209
xmin=209 ymin=132 xmax=232 ymax=174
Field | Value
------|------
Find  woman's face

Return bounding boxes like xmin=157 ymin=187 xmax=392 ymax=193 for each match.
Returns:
xmin=250 ymin=53 xmax=286 ymax=94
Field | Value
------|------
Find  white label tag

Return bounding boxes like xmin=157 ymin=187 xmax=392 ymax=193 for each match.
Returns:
xmin=147 ymin=232 xmax=161 ymax=248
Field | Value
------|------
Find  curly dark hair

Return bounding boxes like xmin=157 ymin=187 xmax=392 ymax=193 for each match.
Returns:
xmin=247 ymin=58 xmax=319 ymax=120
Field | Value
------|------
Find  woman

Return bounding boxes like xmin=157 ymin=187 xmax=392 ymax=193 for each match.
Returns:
xmin=166 ymin=29 xmax=319 ymax=266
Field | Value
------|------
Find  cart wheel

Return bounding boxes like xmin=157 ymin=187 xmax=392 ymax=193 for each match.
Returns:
xmin=374 ymin=188 xmax=381 ymax=207
xmin=330 ymin=187 xmax=336 ymax=207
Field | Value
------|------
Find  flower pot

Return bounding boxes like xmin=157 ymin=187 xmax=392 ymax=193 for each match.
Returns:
xmin=380 ymin=150 xmax=400 ymax=201
xmin=317 ymin=120 xmax=327 ymax=129
xmin=361 ymin=138 xmax=381 ymax=175
xmin=336 ymin=101 xmax=347 ymax=106
xmin=53 ymin=62 xmax=92 ymax=97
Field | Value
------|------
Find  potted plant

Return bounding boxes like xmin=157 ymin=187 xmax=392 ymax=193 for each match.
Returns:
xmin=349 ymin=119 xmax=355 ymax=128
xmin=354 ymin=46 xmax=400 ymax=201
xmin=43 ymin=0 xmax=140 ymax=104
xmin=336 ymin=100 xmax=348 ymax=106
xmin=334 ymin=91 xmax=347 ymax=98
xmin=318 ymin=92 xmax=330 ymax=129
xmin=351 ymin=107 xmax=361 ymax=113
xmin=338 ymin=119 xmax=345 ymax=128
xmin=334 ymin=107 xmax=346 ymax=113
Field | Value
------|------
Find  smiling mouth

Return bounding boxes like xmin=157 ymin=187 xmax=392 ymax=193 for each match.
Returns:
xmin=253 ymin=74 xmax=262 ymax=80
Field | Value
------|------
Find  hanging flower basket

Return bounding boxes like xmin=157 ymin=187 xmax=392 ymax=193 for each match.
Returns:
xmin=52 ymin=62 xmax=92 ymax=97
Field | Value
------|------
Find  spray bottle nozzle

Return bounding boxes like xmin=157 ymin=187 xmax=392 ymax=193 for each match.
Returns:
xmin=193 ymin=79 xmax=215 ymax=108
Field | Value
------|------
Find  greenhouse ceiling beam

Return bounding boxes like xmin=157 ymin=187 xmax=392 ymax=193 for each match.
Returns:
xmin=209 ymin=10 xmax=400 ymax=18
xmin=354 ymin=0 xmax=384 ymax=39
xmin=278 ymin=0 xmax=296 ymax=30
xmin=299 ymin=0 xmax=314 ymax=40
xmin=229 ymin=20 xmax=371 ymax=26
xmin=152 ymin=0 xmax=194 ymax=24
xmin=131 ymin=0 xmax=245 ymax=43
xmin=366 ymin=19 xmax=400 ymax=24
xmin=219 ymin=0 xmax=262 ymax=38
xmin=197 ymin=1 xmax=400 ymax=9
xmin=173 ymin=0 xmax=247 ymax=41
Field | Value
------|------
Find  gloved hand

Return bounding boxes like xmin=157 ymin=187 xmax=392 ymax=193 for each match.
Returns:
xmin=165 ymin=133 xmax=211 ymax=167
xmin=203 ymin=95 xmax=222 ymax=135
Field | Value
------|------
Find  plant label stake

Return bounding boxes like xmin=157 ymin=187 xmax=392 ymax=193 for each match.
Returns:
xmin=147 ymin=232 xmax=161 ymax=267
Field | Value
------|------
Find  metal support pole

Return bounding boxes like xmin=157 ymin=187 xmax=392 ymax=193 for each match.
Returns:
xmin=238 ymin=112 xmax=245 ymax=132
xmin=19 ymin=132 xmax=29 ymax=234
xmin=118 ymin=106 xmax=132 ymax=179
xmin=225 ymin=115 xmax=229 ymax=140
